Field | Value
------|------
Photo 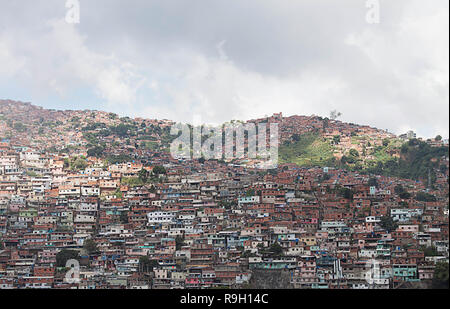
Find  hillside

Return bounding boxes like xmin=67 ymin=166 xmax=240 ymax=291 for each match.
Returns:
xmin=1 ymin=99 xmax=448 ymax=184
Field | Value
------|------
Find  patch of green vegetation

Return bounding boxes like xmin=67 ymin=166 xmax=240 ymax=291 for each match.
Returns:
xmin=121 ymin=177 xmax=146 ymax=187
xmin=140 ymin=141 xmax=159 ymax=150
xmin=370 ymin=146 xmax=393 ymax=164
xmin=26 ymin=171 xmax=39 ymax=177
xmin=64 ymin=156 xmax=88 ymax=171
xmin=281 ymin=133 xmax=447 ymax=182
xmin=279 ymin=132 xmax=335 ymax=167
xmin=351 ymin=135 xmax=368 ymax=145
xmin=106 ymin=154 xmax=133 ymax=164
xmin=363 ymin=139 xmax=448 ymax=181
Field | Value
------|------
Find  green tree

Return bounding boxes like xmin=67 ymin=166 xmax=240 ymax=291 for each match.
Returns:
xmin=349 ymin=149 xmax=360 ymax=158
xmin=268 ymin=242 xmax=283 ymax=257
xmin=330 ymin=110 xmax=342 ymax=120
xmin=175 ymin=235 xmax=185 ymax=250
xmin=114 ymin=188 xmax=123 ymax=199
xmin=421 ymin=246 xmax=438 ymax=257
xmin=139 ymin=256 xmax=158 ymax=273
xmin=416 ymin=192 xmax=437 ymax=202
xmin=246 ymin=189 xmax=255 ymax=197
xmin=394 ymin=185 xmax=411 ymax=199
xmin=335 ymin=186 xmax=354 ymax=200
xmin=394 ymin=185 xmax=405 ymax=195
xmin=84 ymin=239 xmax=99 ymax=255
xmin=87 ymin=146 xmax=104 ymax=157
xmin=56 ymin=249 xmax=80 ymax=267
xmin=120 ymin=211 xmax=129 ymax=224
xmin=368 ymin=177 xmax=378 ymax=188
xmin=152 ymin=165 xmax=167 ymax=175
xmin=432 ymin=262 xmax=449 ymax=289
xmin=333 ymin=135 xmax=341 ymax=144
xmin=13 ymin=122 xmax=27 ymax=132
xmin=138 ymin=168 xmax=149 ymax=183
xmin=379 ymin=216 xmax=398 ymax=233
xmin=111 ymin=123 xmax=132 ymax=137
xmin=71 ymin=157 xmax=88 ymax=171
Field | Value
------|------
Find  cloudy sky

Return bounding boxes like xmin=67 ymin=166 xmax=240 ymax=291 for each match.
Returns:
xmin=0 ymin=0 xmax=448 ymax=138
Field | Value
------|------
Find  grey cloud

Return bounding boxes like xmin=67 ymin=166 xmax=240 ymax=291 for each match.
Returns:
xmin=0 ymin=0 xmax=448 ymax=138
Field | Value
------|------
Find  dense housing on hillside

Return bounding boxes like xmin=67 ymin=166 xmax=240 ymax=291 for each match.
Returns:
xmin=0 ymin=101 xmax=448 ymax=289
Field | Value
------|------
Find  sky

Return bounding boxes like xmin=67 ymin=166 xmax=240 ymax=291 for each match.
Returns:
xmin=0 ymin=0 xmax=448 ymax=138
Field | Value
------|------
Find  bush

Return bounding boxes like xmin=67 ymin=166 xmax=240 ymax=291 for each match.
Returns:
xmin=83 ymin=239 xmax=99 ymax=255
xmin=432 ymin=262 xmax=449 ymax=289
xmin=379 ymin=216 xmax=398 ymax=233
xmin=56 ymin=250 xmax=80 ymax=267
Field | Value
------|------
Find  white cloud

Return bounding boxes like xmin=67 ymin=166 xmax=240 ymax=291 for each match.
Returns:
xmin=343 ymin=0 xmax=449 ymax=137
xmin=0 ymin=17 xmax=146 ymax=108
xmin=0 ymin=0 xmax=448 ymax=138
xmin=0 ymin=34 xmax=27 ymax=77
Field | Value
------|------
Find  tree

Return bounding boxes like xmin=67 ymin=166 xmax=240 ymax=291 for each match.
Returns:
xmin=56 ymin=249 xmax=80 ymax=267
xmin=268 ymin=242 xmax=283 ymax=257
xmin=138 ymin=168 xmax=149 ymax=183
xmin=246 ymin=189 xmax=255 ymax=197
xmin=416 ymin=192 xmax=437 ymax=202
xmin=120 ymin=211 xmax=129 ymax=224
xmin=421 ymin=246 xmax=438 ymax=257
xmin=335 ymin=186 xmax=354 ymax=200
xmin=139 ymin=256 xmax=159 ymax=273
xmin=394 ymin=184 xmax=405 ymax=195
xmin=152 ymin=165 xmax=166 ymax=175
xmin=321 ymin=173 xmax=331 ymax=182
xmin=241 ymin=250 xmax=256 ymax=258
xmin=87 ymin=146 xmax=104 ymax=157
xmin=435 ymin=135 xmax=442 ymax=141
xmin=379 ymin=216 xmax=398 ymax=233
xmin=399 ymin=191 xmax=411 ymax=199
xmin=175 ymin=235 xmax=185 ymax=250
xmin=349 ymin=149 xmax=360 ymax=158
xmin=114 ymin=188 xmax=123 ymax=199
xmin=382 ymin=138 xmax=390 ymax=147
xmin=13 ymin=122 xmax=27 ymax=132
xmin=368 ymin=177 xmax=378 ymax=188
xmin=330 ymin=110 xmax=342 ymax=120
xmin=432 ymin=262 xmax=449 ymax=289
xmin=292 ymin=134 xmax=301 ymax=142
xmin=333 ymin=135 xmax=341 ymax=144
xmin=111 ymin=123 xmax=131 ymax=137
xmin=84 ymin=239 xmax=99 ymax=255
xmin=71 ymin=157 xmax=88 ymax=171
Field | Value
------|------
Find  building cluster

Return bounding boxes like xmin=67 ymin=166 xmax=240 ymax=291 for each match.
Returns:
xmin=0 ymin=139 xmax=448 ymax=289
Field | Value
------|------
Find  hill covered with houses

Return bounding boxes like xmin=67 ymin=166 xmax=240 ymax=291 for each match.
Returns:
xmin=0 ymin=99 xmax=448 ymax=289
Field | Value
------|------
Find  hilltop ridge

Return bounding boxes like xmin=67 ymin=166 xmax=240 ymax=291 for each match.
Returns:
xmin=1 ymin=99 xmax=448 ymax=184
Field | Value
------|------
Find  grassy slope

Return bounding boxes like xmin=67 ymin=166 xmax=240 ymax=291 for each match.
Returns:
xmin=280 ymin=132 xmax=449 ymax=182
xmin=279 ymin=131 xmax=335 ymax=167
